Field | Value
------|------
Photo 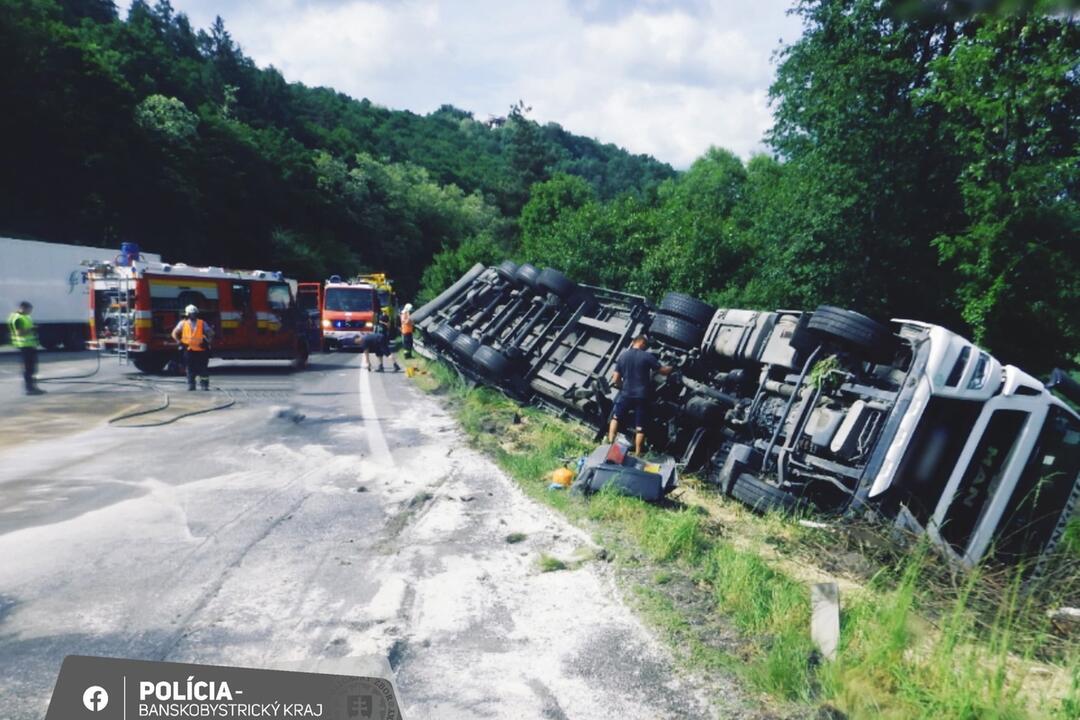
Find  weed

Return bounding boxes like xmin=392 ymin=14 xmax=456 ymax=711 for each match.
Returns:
xmin=538 ymin=554 xmax=567 ymax=572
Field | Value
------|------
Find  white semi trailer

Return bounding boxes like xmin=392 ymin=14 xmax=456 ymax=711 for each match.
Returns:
xmin=0 ymin=237 xmax=161 ymax=350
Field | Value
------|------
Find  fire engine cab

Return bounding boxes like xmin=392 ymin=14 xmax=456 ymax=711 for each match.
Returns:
xmin=313 ymin=275 xmax=381 ymax=351
xmin=87 ymin=257 xmax=311 ymax=373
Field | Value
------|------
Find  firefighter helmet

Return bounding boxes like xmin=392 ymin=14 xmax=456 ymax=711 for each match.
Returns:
xmin=184 ymin=304 xmax=199 ymax=316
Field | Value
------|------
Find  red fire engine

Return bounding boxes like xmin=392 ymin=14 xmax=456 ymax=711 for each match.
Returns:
xmin=87 ymin=256 xmax=312 ymax=373
xmin=303 ymin=275 xmax=381 ymax=351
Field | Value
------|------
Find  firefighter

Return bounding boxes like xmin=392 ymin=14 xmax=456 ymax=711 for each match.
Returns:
xmin=8 ymin=301 xmax=44 ymax=395
xmin=400 ymin=303 xmax=414 ymax=359
xmin=171 ymin=304 xmax=214 ymax=391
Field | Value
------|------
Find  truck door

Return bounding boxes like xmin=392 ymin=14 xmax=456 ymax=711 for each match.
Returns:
xmin=297 ymin=282 xmax=322 ymax=349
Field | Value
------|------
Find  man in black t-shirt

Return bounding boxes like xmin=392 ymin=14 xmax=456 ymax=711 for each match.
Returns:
xmin=607 ymin=334 xmax=673 ymax=454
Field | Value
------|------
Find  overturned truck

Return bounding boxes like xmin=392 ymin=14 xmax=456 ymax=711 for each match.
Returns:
xmin=414 ymin=261 xmax=1080 ymax=568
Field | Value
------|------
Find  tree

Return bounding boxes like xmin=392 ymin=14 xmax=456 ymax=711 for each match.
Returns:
xmin=927 ymin=7 xmax=1080 ymax=370
xmin=766 ymin=0 xmax=966 ymax=321
xmin=134 ymin=94 xmax=198 ymax=144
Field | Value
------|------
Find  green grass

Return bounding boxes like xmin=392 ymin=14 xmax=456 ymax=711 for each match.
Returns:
xmin=538 ymin=554 xmax=568 ymax=572
xmin=409 ymin=356 xmax=1080 ymax=719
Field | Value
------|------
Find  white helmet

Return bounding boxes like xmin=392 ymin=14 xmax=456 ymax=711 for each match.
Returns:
xmin=404 ymin=303 xmax=414 ymax=312
xmin=184 ymin=304 xmax=199 ymax=316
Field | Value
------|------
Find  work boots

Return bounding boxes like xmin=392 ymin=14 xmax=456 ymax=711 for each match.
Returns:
xmin=199 ymin=379 xmax=210 ymax=391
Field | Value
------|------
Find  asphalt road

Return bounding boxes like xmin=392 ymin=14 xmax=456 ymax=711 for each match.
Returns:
xmin=0 ymin=352 xmax=737 ymax=719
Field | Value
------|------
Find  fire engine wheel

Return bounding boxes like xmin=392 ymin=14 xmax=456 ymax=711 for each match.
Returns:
xmin=514 ymin=263 xmax=541 ymax=289
xmin=291 ymin=342 xmax=309 ymax=370
xmin=807 ymin=305 xmax=894 ymax=358
xmin=659 ymin=292 xmax=715 ymax=326
xmin=451 ymin=334 xmax=481 ymax=363
xmin=430 ymin=322 xmax=461 ymax=349
xmin=132 ymin=353 xmax=168 ymax=374
xmin=473 ymin=345 xmax=511 ymax=380
xmin=729 ymin=473 xmax=800 ymax=514
xmin=537 ymin=267 xmax=577 ymax=299
xmin=648 ymin=312 xmax=704 ymax=350
xmin=495 ymin=260 xmax=520 ymax=283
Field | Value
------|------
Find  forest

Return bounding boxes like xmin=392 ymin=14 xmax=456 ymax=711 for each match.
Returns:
xmin=1 ymin=0 xmax=1078 ymax=371
xmin=0 ymin=0 xmax=673 ymax=297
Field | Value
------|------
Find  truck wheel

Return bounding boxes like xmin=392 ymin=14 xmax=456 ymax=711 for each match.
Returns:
xmin=133 ymin=353 xmax=168 ymax=374
xmin=514 ymin=263 xmax=541 ymax=289
xmin=659 ymin=292 xmax=715 ymax=326
xmin=291 ymin=341 xmax=309 ymax=370
xmin=649 ymin=313 xmax=704 ymax=350
xmin=39 ymin=327 xmax=61 ymax=351
xmin=807 ymin=306 xmax=894 ymax=358
xmin=430 ymin=322 xmax=461 ymax=349
xmin=537 ymin=268 xmax=577 ymax=299
xmin=729 ymin=473 xmax=800 ymax=513
xmin=64 ymin=326 xmax=86 ymax=351
xmin=474 ymin=345 xmax=510 ymax=380
xmin=495 ymin=260 xmax=519 ymax=282
xmin=451 ymin=334 xmax=480 ymax=363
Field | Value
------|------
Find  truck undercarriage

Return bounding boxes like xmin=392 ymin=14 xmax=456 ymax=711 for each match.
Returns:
xmin=415 ymin=261 xmax=1080 ymax=569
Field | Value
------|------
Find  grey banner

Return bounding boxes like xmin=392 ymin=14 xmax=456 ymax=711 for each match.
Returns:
xmin=45 ymin=656 xmax=401 ymax=720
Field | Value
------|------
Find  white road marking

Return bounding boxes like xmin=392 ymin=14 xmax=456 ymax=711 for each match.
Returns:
xmin=358 ymin=361 xmax=394 ymax=467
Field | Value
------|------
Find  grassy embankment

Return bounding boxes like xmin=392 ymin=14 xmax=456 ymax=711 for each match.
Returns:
xmin=407 ymin=356 xmax=1080 ymax=719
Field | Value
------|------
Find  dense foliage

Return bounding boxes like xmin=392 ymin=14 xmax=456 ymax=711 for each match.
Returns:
xmin=489 ymin=0 xmax=1079 ymax=371
xmin=0 ymin=0 xmax=673 ymax=298
xmin=3 ymin=0 xmax=1077 ymax=370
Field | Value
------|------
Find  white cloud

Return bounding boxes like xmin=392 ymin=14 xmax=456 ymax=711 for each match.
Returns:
xmin=121 ymin=0 xmax=802 ymax=167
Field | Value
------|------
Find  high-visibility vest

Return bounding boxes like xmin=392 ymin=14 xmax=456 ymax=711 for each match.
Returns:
xmin=180 ymin=319 xmax=207 ymax=350
xmin=400 ymin=312 xmax=413 ymax=335
xmin=7 ymin=312 xmax=37 ymax=348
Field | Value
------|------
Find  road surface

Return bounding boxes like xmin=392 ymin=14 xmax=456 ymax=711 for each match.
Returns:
xmin=0 ymin=352 xmax=746 ymax=719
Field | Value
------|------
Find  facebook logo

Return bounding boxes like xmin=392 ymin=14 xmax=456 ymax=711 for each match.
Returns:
xmin=82 ymin=686 xmax=109 ymax=712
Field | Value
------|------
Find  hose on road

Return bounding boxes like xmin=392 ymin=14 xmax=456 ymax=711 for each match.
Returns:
xmin=34 ymin=351 xmax=238 ymax=427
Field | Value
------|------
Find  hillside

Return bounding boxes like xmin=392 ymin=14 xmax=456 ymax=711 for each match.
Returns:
xmin=0 ymin=0 xmax=674 ymax=297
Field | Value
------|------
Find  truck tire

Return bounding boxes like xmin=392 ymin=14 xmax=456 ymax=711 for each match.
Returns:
xmin=132 ymin=353 xmax=168 ymax=374
xmin=514 ymin=263 xmax=541 ymax=289
xmin=39 ymin=327 xmax=61 ymax=351
xmin=495 ymin=260 xmax=519 ymax=283
xmin=729 ymin=473 xmax=800 ymax=513
xmin=807 ymin=306 xmax=894 ymax=358
xmin=291 ymin=341 xmax=309 ymax=370
xmin=659 ymin=292 xmax=715 ymax=326
xmin=452 ymin=333 xmax=480 ymax=363
xmin=64 ymin=326 xmax=86 ymax=351
xmin=649 ymin=313 xmax=704 ymax=350
xmin=537 ymin=268 xmax=577 ymax=299
xmin=474 ymin=345 xmax=510 ymax=380
xmin=430 ymin=322 xmax=461 ymax=349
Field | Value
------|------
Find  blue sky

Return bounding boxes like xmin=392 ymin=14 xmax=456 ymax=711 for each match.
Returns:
xmin=121 ymin=0 xmax=803 ymax=167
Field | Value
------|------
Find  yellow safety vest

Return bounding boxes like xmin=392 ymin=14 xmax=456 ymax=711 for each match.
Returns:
xmin=7 ymin=312 xmax=37 ymax=348
xmin=181 ymin=319 xmax=207 ymax=350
